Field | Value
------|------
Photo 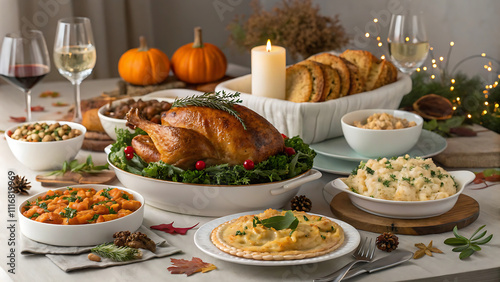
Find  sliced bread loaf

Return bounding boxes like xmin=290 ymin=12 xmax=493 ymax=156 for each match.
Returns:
xmin=341 ymin=58 xmax=365 ymax=95
xmin=297 ymin=60 xmax=325 ymax=102
xmin=285 ymin=64 xmax=313 ymax=103
xmin=340 ymin=50 xmax=377 ymax=84
xmin=307 ymin=53 xmax=350 ymax=97
xmin=319 ymin=63 xmax=341 ymax=100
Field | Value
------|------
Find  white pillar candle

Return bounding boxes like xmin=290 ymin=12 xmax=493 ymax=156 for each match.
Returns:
xmin=251 ymin=40 xmax=286 ymax=99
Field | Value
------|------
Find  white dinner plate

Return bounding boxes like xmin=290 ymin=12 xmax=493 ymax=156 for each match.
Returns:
xmin=310 ymin=129 xmax=447 ymax=162
xmin=313 ymin=154 xmax=360 ymax=176
xmin=194 ymin=210 xmax=360 ymax=266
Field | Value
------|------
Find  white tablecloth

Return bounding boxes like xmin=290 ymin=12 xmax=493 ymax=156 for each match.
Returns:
xmin=0 ymin=74 xmax=499 ymax=282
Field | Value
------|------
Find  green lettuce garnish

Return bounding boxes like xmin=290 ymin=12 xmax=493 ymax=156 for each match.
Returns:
xmin=108 ymin=128 xmax=315 ymax=185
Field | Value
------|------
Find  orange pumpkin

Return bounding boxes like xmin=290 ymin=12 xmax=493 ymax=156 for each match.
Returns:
xmin=171 ymin=27 xmax=227 ymax=84
xmin=118 ymin=36 xmax=170 ymax=86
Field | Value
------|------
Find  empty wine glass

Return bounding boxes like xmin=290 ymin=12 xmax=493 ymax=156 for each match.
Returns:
xmin=54 ymin=17 xmax=96 ymax=122
xmin=388 ymin=11 xmax=429 ymax=74
xmin=0 ymin=30 xmax=50 ymax=122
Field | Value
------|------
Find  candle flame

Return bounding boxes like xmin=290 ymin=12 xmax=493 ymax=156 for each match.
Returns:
xmin=266 ymin=39 xmax=272 ymax=52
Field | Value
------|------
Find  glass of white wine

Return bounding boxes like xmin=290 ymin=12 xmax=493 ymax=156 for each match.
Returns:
xmin=388 ymin=12 xmax=429 ymax=75
xmin=54 ymin=17 xmax=96 ymax=122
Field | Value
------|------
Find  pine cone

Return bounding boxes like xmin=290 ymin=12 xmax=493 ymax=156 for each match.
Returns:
xmin=11 ymin=175 xmax=31 ymax=195
xmin=290 ymin=195 xmax=312 ymax=212
xmin=376 ymin=232 xmax=399 ymax=252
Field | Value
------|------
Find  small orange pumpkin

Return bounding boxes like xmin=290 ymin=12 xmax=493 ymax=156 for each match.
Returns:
xmin=118 ymin=36 xmax=170 ymax=86
xmin=171 ymin=27 xmax=227 ymax=84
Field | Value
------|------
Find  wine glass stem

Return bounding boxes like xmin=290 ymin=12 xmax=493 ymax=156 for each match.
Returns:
xmin=73 ymin=81 xmax=82 ymax=122
xmin=25 ymin=89 xmax=32 ymax=122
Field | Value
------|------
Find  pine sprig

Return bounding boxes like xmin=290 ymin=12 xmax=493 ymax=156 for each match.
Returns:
xmin=91 ymin=243 xmax=142 ymax=262
xmin=444 ymin=225 xmax=493 ymax=259
xmin=171 ymin=91 xmax=247 ymax=130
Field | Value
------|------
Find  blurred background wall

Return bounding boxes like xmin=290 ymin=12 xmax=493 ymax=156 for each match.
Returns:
xmin=0 ymin=0 xmax=498 ymax=83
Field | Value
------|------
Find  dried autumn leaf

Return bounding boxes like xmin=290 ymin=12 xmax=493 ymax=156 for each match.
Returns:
xmin=150 ymin=222 xmax=198 ymax=235
xmin=167 ymin=257 xmax=217 ymax=276
xmin=413 ymin=249 xmax=426 ymax=259
xmin=30 ymin=105 xmax=44 ymax=112
xmin=413 ymin=240 xmax=443 ymax=259
xmin=10 ymin=116 xmax=26 ymax=123
xmin=52 ymin=102 xmax=69 ymax=107
xmin=40 ymin=91 xmax=60 ymax=98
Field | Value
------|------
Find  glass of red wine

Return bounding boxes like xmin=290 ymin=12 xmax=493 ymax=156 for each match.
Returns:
xmin=0 ymin=30 xmax=50 ymax=122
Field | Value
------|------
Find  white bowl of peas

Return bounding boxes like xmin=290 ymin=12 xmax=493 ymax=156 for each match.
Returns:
xmin=5 ymin=121 xmax=86 ymax=171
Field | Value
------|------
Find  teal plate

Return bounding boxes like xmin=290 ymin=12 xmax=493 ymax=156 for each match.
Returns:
xmin=310 ymin=129 xmax=447 ymax=162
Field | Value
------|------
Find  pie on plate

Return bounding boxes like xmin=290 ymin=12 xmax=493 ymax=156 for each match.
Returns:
xmin=210 ymin=209 xmax=344 ymax=260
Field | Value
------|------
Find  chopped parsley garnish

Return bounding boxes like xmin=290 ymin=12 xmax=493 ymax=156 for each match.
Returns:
xmin=350 ymin=187 xmax=359 ymax=194
xmin=321 ymin=235 xmax=326 ymax=239
xmin=390 ymin=174 xmax=397 ymax=181
xmin=331 ymin=226 xmax=335 ymax=232
xmin=107 ymin=206 xmax=117 ymax=214
xmin=424 ymin=177 xmax=432 ymax=183
xmin=423 ymin=164 xmax=431 ymax=170
xmin=235 ymin=230 xmax=246 ymax=236
xmin=63 ymin=196 xmax=77 ymax=202
xmin=59 ymin=207 xmax=77 ymax=219
xmin=303 ymin=215 xmax=309 ymax=221
xmin=38 ymin=202 xmax=49 ymax=212
xmin=30 ymin=213 xmax=40 ymax=219
xmin=383 ymin=180 xmax=391 ymax=187
xmin=100 ymin=188 xmax=113 ymax=199
xmin=365 ymin=167 xmax=375 ymax=175
xmin=87 ymin=214 xmax=100 ymax=223
xmin=121 ymin=193 xmax=129 ymax=200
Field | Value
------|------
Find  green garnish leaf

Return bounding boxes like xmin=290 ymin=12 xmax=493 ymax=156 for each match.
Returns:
xmin=46 ymin=155 xmax=109 ymax=176
xmin=172 ymin=91 xmax=246 ymax=130
xmin=444 ymin=225 xmax=493 ymax=260
xmin=257 ymin=211 xmax=299 ymax=231
xmin=91 ymin=243 xmax=141 ymax=262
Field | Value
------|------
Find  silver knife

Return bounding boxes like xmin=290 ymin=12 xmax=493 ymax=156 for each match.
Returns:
xmin=342 ymin=250 xmax=413 ymax=280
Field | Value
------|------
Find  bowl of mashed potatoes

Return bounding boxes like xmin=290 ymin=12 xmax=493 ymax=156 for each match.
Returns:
xmin=327 ymin=155 xmax=475 ymax=219
xmin=341 ymin=109 xmax=423 ymax=158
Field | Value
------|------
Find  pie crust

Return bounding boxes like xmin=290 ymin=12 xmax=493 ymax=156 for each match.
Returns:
xmin=210 ymin=209 xmax=344 ymax=261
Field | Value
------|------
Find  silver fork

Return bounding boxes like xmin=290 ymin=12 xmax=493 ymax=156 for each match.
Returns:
xmin=313 ymin=237 xmax=375 ymax=282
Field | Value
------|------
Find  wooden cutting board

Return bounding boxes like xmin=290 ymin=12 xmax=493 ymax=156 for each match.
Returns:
xmin=330 ymin=192 xmax=479 ymax=235
xmin=433 ymin=124 xmax=500 ymax=168
xmin=36 ymin=171 xmax=116 ymax=187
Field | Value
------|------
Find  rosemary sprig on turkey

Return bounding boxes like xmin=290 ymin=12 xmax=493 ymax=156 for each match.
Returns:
xmin=172 ymin=91 xmax=247 ymax=130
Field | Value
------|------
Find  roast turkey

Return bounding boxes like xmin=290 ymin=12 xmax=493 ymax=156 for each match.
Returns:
xmin=126 ymin=103 xmax=285 ymax=170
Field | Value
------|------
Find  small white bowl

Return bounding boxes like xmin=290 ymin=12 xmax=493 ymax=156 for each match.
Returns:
xmin=5 ymin=121 xmax=86 ymax=171
xmin=18 ymin=184 xmax=144 ymax=246
xmin=327 ymin=170 xmax=475 ymax=219
xmin=341 ymin=109 xmax=423 ymax=158
xmin=98 ymin=96 xmax=174 ymax=140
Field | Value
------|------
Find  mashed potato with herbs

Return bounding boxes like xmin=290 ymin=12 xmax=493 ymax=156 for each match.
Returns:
xmin=344 ymin=155 xmax=457 ymax=201
xmin=354 ymin=113 xmax=416 ymax=130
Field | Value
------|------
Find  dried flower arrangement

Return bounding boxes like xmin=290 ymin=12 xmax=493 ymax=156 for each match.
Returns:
xmin=227 ymin=0 xmax=349 ymax=60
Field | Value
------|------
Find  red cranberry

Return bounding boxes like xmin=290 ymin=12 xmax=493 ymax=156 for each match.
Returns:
xmin=124 ymin=146 xmax=134 ymax=154
xmin=281 ymin=133 xmax=288 ymax=139
xmin=285 ymin=147 xmax=296 ymax=156
xmin=195 ymin=160 xmax=206 ymax=170
xmin=243 ymin=159 xmax=254 ymax=170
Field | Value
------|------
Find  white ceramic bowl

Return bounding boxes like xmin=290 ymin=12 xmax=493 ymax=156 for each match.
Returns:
xmin=341 ymin=109 xmax=424 ymax=158
xmin=18 ymin=184 xmax=145 ymax=246
xmin=327 ymin=170 xmax=475 ymax=219
xmin=5 ymin=121 xmax=86 ymax=171
xmin=98 ymin=96 xmax=174 ymax=140
xmin=106 ymin=153 xmax=322 ymax=216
